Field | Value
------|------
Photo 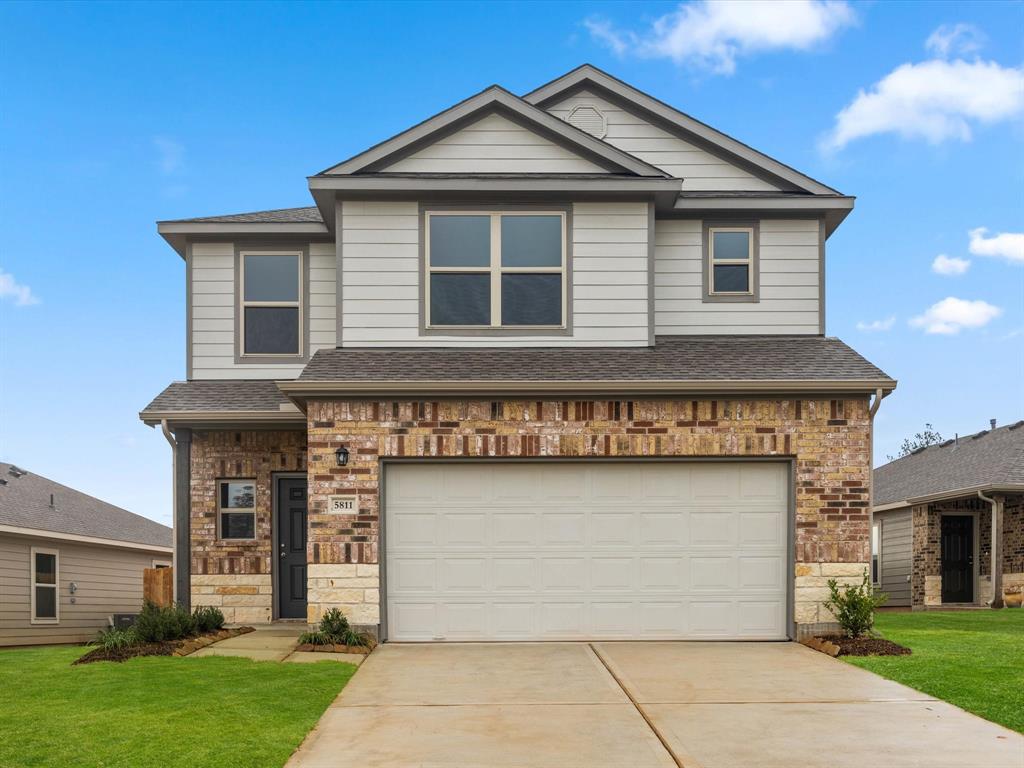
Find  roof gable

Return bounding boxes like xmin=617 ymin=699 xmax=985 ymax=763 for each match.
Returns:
xmin=525 ymin=65 xmax=838 ymax=195
xmin=317 ymin=85 xmax=669 ymax=178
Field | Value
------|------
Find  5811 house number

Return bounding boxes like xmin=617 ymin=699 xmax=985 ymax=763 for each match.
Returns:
xmin=328 ymin=495 xmax=359 ymax=513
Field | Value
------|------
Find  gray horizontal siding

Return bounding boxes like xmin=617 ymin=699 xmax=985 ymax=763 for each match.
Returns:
xmin=340 ymin=200 xmax=651 ymax=347
xmin=0 ymin=534 xmax=166 ymax=646
xmin=878 ymin=509 xmax=912 ymax=607
xmin=546 ymin=89 xmax=780 ymax=191
xmin=654 ymin=218 xmax=821 ymax=335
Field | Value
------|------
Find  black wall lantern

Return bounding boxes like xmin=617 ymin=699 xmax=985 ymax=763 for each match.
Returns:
xmin=335 ymin=446 xmax=350 ymax=467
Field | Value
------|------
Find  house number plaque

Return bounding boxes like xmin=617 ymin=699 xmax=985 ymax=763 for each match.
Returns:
xmin=328 ymin=495 xmax=359 ymax=513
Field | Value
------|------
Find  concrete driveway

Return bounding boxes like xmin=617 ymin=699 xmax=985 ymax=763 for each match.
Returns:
xmin=287 ymin=642 xmax=1023 ymax=768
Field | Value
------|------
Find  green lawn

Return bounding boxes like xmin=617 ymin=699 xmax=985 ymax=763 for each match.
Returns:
xmin=845 ymin=610 xmax=1024 ymax=733
xmin=0 ymin=645 xmax=356 ymax=768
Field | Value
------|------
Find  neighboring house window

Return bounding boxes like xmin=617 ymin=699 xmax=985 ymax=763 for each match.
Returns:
xmin=218 ymin=479 xmax=256 ymax=540
xmin=31 ymin=547 xmax=59 ymax=624
xmin=425 ymin=211 xmax=566 ymax=328
xmin=871 ymin=520 xmax=881 ymax=586
xmin=240 ymin=251 xmax=302 ymax=356
xmin=703 ymin=223 xmax=759 ymax=302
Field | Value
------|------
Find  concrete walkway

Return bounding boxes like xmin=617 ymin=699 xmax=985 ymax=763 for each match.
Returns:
xmin=286 ymin=641 xmax=1023 ymax=768
xmin=188 ymin=626 xmax=367 ymax=665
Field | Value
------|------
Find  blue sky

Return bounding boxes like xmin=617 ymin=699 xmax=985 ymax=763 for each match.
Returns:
xmin=1 ymin=1 xmax=1021 ymax=525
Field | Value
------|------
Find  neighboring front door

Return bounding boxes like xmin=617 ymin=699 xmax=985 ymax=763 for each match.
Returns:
xmin=940 ymin=515 xmax=973 ymax=603
xmin=277 ymin=477 xmax=308 ymax=619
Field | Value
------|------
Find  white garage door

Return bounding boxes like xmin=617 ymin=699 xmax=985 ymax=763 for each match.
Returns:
xmin=384 ymin=462 xmax=789 ymax=641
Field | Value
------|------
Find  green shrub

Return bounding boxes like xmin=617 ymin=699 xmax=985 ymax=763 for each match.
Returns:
xmin=299 ymin=608 xmax=374 ymax=648
xmin=193 ymin=605 xmax=225 ymax=633
xmin=823 ymin=571 xmax=888 ymax=638
xmin=133 ymin=601 xmax=197 ymax=643
xmin=90 ymin=626 xmax=139 ymax=651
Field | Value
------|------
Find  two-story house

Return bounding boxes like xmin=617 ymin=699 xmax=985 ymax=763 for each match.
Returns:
xmin=141 ymin=65 xmax=895 ymax=642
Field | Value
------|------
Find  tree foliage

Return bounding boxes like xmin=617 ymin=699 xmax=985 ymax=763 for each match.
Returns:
xmin=887 ymin=423 xmax=943 ymax=462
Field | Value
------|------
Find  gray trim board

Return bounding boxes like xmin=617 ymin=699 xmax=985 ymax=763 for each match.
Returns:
xmin=317 ymin=85 xmax=669 ymax=178
xmin=335 ymin=199 xmax=344 ymax=345
xmin=416 ymin=203 xmax=574 ymax=338
xmin=232 ymin=243 xmax=311 ymax=366
xmin=158 ymin=222 xmax=329 ymax=259
xmin=702 ymin=220 xmax=760 ymax=304
xmin=819 ymin=217 xmax=826 ymax=335
xmin=185 ymin=242 xmax=193 ymax=380
xmin=672 ymin=194 xmax=854 ymax=237
xmin=647 ymin=201 xmax=655 ymax=346
xmin=524 ymin=64 xmax=839 ymax=196
xmin=173 ymin=428 xmax=192 ymax=610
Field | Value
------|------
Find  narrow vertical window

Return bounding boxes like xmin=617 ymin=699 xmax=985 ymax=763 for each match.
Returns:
xmin=871 ymin=521 xmax=881 ymax=586
xmin=31 ymin=548 xmax=59 ymax=623
xmin=240 ymin=252 xmax=302 ymax=355
xmin=709 ymin=227 xmax=754 ymax=295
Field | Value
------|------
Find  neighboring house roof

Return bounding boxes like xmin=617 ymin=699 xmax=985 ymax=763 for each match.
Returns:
xmin=0 ymin=463 xmax=172 ymax=550
xmin=139 ymin=380 xmax=302 ymax=426
xmin=523 ymin=64 xmax=839 ymax=196
xmin=279 ymin=336 xmax=894 ymax=398
xmin=874 ymin=421 xmax=1024 ymax=507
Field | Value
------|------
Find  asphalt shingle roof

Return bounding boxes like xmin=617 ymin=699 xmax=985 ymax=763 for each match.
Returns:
xmin=141 ymin=380 xmax=293 ymax=414
xmin=162 ymin=206 xmax=323 ymax=224
xmin=874 ymin=421 xmax=1024 ymax=506
xmin=0 ymin=463 xmax=172 ymax=548
xmin=298 ymin=336 xmax=893 ymax=383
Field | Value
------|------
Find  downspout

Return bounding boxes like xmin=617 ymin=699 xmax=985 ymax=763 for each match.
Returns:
xmin=868 ymin=388 xmax=885 ymax=591
xmin=160 ymin=420 xmax=178 ymax=604
xmin=977 ymin=490 xmax=1005 ymax=609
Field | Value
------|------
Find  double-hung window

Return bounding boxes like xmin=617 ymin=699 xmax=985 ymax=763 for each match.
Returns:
xmin=31 ymin=547 xmax=59 ymax=624
xmin=707 ymin=225 xmax=756 ymax=298
xmin=240 ymin=251 xmax=302 ymax=356
xmin=218 ymin=479 xmax=256 ymax=540
xmin=425 ymin=211 xmax=566 ymax=329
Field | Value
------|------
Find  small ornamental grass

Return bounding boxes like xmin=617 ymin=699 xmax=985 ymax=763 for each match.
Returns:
xmin=824 ymin=570 xmax=888 ymax=638
xmin=299 ymin=608 xmax=374 ymax=648
xmin=90 ymin=626 xmax=140 ymax=652
xmin=192 ymin=605 xmax=225 ymax=633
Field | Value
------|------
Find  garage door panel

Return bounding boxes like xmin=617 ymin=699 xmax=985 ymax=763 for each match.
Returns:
xmin=385 ymin=462 xmax=788 ymax=641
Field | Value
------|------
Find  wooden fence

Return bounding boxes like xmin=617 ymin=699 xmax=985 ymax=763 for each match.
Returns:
xmin=143 ymin=567 xmax=173 ymax=607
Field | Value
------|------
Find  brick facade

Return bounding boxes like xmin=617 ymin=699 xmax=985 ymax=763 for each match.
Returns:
xmin=303 ymin=396 xmax=873 ymax=631
xmin=189 ymin=429 xmax=307 ymax=623
xmin=910 ymin=494 xmax=1024 ymax=607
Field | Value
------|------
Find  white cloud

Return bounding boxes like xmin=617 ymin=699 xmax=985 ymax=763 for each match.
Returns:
xmin=909 ymin=297 xmax=1002 ymax=335
xmin=925 ymin=23 xmax=984 ymax=58
xmin=968 ymin=227 xmax=1024 ymax=264
xmin=0 ymin=268 xmax=40 ymax=306
xmin=856 ymin=316 xmax=895 ymax=332
xmin=823 ymin=58 xmax=1024 ymax=150
xmin=153 ymin=136 xmax=185 ymax=175
xmin=931 ymin=254 xmax=970 ymax=276
xmin=585 ymin=0 xmax=856 ymax=75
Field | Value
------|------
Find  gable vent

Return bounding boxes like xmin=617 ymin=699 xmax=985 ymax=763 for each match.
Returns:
xmin=567 ymin=105 xmax=607 ymax=139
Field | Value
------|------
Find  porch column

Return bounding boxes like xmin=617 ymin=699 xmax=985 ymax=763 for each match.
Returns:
xmin=173 ymin=427 xmax=192 ymax=610
xmin=991 ymin=494 xmax=1005 ymax=609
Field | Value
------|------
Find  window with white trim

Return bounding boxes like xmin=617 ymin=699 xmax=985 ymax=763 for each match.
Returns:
xmin=425 ymin=211 xmax=566 ymax=328
xmin=31 ymin=547 xmax=59 ymax=624
xmin=218 ymin=479 xmax=256 ymax=540
xmin=871 ymin=520 xmax=882 ymax=586
xmin=709 ymin=226 xmax=754 ymax=295
xmin=240 ymin=251 xmax=302 ymax=356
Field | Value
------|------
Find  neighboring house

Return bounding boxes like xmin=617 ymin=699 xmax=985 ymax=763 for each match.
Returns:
xmin=0 ymin=463 xmax=172 ymax=646
xmin=873 ymin=421 xmax=1023 ymax=609
xmin=141 ymin=64 xmax=896 ymax=641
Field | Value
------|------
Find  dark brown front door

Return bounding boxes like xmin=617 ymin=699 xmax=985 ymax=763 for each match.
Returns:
xmin=277 ymin=477 xmax=308 ymax=619
xmin=941 ymin=515 xmax=973 ymax=603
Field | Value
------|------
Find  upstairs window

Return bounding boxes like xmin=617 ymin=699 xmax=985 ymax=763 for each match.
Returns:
xmin=425 ymin=211 xmax=566 ymax=329
xmin=219 ymin=479 xmax=256 ymax=540
xmin=240 ymin=252 xmax=302 ymax=356
xmin=31 ymin=547 xmax=59 ymax=624
xmin=709 ymin=227 xmax=754 ymax=295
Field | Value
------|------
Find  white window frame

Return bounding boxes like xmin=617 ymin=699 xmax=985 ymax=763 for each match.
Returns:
xmin=871 ymin=520 xmax=882 ymax=587
xmin=424 ymin=211 xmax=567 ymax=329
xmin=30 ymin=546 xmax=59 ymax=625
xmin=217 ymin=479 xmax=257 ymax=542
xmin=708 ymin=226 xmax=755 ymax=296
xmin=151 ymin=559 xmax=172 ymax=569
xmin=239 ymin=250 xmax=304 ymax=358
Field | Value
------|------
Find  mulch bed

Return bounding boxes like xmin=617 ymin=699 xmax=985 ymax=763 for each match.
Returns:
xmin=295 ymin=642 xmax=374 ymax=655
xmin=74 ymin=627 xmax=255 ymax=665
xmin=803 ymin=634 xmax=911 ymax=657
